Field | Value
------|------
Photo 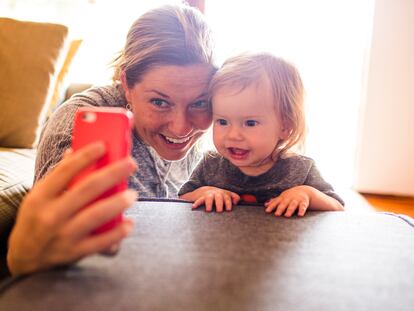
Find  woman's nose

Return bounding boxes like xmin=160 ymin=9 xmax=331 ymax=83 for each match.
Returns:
xmin=168 ymin=111 xmax=192 ymax=137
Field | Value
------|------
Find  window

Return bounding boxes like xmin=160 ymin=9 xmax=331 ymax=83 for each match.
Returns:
xmin=205 ymin=0 xmax=375 ymax=188
xmin=2 ymin=0 xmax=376 ymax=189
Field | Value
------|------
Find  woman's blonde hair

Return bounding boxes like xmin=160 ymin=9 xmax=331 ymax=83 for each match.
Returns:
xmin=209 ymin=52 xmax=306 ymax=156
xmin=112 ymin=4 xmax=216 ymax=88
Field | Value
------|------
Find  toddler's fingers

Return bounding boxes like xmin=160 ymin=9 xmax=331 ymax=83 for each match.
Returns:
xmin=297 ymin=202 xmax=308 ymax=217
xmin=205 ymin=195 xmax=214 ymax=212
xmin=214 ymin=193 xmax=224 ymax=213
xmin=224 ymin=194 xmax=233 ymax=211
xmin=284 ymin=200 xmax=299 ymax=218
xmin=192 ymin=197 xmax=205 ymax=209
xmin=265 ymin=202 xmax=276 ymax=213
xmin=230 ymin=192 xmax=240 ymax=204
xmin=275 ymin=199 xmax=289 ymax=217
xmin=265 ymin=197 xmax=281 ymax=213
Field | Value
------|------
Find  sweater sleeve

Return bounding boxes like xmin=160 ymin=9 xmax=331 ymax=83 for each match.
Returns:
xmin=34 ymin=105 xmax=76 ymax=183
xmin=304 ymin=160 xmax=345 ymax=206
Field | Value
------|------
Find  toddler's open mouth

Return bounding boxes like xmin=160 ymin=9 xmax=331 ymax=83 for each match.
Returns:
xmin=228 ymin=147 xmax=249 ymax=160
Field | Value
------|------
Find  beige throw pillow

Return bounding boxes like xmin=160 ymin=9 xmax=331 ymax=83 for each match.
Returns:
xmin=0 ymin=18 xmax=69 ymax=148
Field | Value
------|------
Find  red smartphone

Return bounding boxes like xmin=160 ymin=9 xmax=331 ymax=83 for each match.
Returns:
xmin=71 ymin=107 xmax=133 ymax=234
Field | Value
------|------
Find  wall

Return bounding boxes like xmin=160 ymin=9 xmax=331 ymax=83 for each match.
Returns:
xmin=354 ymin=0 xmax=414 ymax=196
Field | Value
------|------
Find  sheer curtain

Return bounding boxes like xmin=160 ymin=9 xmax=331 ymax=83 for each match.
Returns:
xmin=205 ymin=0 xmax=375 ymax=189
xmin=2 ymin=0 xmax=375 ymax=189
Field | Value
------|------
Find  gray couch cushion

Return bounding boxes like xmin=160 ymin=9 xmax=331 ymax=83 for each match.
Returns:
xmin=1 ymin=201 xmax=413 ymax=311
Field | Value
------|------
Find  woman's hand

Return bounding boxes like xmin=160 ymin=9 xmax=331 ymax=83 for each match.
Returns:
xmin=180 ymin=186 xmax=240 ymax=212
xmin=264 ymin=185 xmax=344 ymax=217
xmin=7 ymin=142 xmax=137 ymax=276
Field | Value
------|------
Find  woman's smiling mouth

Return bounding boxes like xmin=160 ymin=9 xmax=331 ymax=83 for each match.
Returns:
xmin=160 ymin=134 xmax=192 ymax=145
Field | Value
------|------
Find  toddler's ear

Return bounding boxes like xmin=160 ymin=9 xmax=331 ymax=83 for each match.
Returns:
xmin=280 ymin=124 xmax=291 ymax=140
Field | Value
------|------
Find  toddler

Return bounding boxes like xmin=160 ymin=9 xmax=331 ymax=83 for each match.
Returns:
xmin=179 ymin=53 xmax=344 ymax=217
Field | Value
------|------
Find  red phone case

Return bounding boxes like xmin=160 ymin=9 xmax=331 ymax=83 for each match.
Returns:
xmin=71 ymin=107 xmax=132 ymax=234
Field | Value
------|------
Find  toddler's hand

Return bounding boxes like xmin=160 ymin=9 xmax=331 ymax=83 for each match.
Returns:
xmin=264 ymin=185 xmax=311 ymax=217
xmin=187 ymin=186 xmax=240 ymax=212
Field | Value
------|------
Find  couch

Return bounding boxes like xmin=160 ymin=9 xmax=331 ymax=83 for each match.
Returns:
xmin=1 ymin=200 xmax=414 ymax=310
xmin=0 ymin=17 xmax=82 ymax=277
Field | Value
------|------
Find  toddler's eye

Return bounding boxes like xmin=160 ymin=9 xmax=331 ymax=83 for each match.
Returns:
xmin=216 ymin=119 xmax=228 ymax=126
xmin=245 ymin=120 xmax=258 ymax=127
xmin=150 ymin=98 xmax=169 ymax=108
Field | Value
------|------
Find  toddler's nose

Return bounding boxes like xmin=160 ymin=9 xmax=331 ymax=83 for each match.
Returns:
xmin=227 ymin=125 xmax=243 ymax=140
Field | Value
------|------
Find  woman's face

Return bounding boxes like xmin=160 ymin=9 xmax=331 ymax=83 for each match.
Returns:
xmin=122 ymin=64 xmax=213 ymax=161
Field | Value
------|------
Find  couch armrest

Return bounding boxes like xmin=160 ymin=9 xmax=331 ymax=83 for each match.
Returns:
xmin=64 ymin=83 xmax=93 ymax=101
xmin=0 ymin=148 xmax=36 ymax=243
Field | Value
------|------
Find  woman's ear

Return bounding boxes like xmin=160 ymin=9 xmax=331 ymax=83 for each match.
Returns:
xmin=120 ymin=71 xmax=131 ymax=102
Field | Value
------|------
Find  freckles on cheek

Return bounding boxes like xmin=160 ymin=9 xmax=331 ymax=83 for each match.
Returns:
xmin=135 ymin=111 xmax=160 ymax=130
xmin=194 ymin=114 xmax=213 ymax=131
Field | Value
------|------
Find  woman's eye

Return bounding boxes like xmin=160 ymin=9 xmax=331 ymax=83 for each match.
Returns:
xmin=216 ymin=119 xmax=228 ymax=126
xmin=191 ymin=100 xmax=208 ymax=109
xmin=150 ymin=98 xmax=169 ymax=108
xmin=245 ymin=120 xmax=258 ymax=127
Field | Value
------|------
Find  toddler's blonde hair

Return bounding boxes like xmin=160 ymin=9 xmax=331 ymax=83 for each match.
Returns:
xmin=209 ymin=52 xmax=305 ymax=156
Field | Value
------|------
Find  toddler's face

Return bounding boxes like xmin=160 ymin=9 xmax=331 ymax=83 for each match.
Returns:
xmin=212 ymin=81 xmax=288 ymax=176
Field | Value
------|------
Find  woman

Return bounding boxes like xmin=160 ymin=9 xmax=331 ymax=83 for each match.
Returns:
xmin=35 ymin=4 xmax=216 ymax=197
xmin=6 ymin=4 xmax=216 ymax=276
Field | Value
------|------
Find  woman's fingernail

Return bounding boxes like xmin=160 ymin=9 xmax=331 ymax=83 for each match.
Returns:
xmin=126 ymin=158 xmax=138 ymax=171
xmin=124 ymin=189 xmax=137 ymax=201
xmin=124 ymin=220 xmax=134 ymax=234
xmin=93 ymin=141 xmax=106 ymax=153
xmin=109 ymin=243 xmax=120 ymax=253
